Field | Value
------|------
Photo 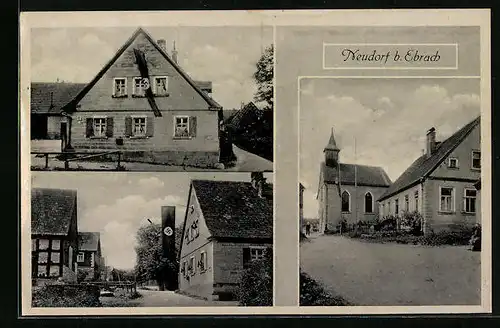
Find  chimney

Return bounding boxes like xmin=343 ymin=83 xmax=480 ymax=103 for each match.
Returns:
xmin=171 ymin=41 xmax=178 ymax=64
xmin=157 ymin=39 xmax=167 ymax=52
xmin=426 ymin=127 xmax=436 ymax=157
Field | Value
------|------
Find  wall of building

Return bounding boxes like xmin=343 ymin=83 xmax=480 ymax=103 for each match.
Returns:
xmin=378 ymin=183 xmax=423 ymax=217
xmin=178 ymin=187 xmax=215 ymax=300
xmin=47 ymin=116 xmax=63 ymax=139
xmin=321 ymin=182 xmax=388 ymax=231
xmin=430 ymin=124 xmax=481 ymax=179
xmin=423 ymin=179 xmax=478 ymax=233
xmin=212 ymin=240 xmax=272 ymax=300
xmin=69 ymin=32 xmax=220 ymax=166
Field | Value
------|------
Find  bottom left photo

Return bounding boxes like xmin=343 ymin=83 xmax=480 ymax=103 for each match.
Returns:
xmin=28 ymin=171 xmax=273 ymax=308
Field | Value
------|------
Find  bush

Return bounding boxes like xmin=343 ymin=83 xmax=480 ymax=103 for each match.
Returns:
xmin=419 ymin=228 xmax=474 ymax=246
xmin=300 ymin=271 xmax=351 ymax=306
xmin=238 ymin=247 xmax=273 ymax=306
xmin=400 ymin=211 xmax=423 ymax=235
xmin=377 ymin=215 xmax=398 ymax=231
xmin=32 ymin=284 xmax=101 ymax=307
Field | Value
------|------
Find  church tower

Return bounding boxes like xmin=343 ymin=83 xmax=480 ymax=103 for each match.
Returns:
xmin=324 ymin=128 xmax=340 ymax=167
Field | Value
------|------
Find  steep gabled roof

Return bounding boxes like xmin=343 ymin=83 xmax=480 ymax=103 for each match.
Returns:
xmin=225 ymin=101 xmax=260 ymax=129
xmin=31 ymin=82 xmax=86 ymax=114
xmin=378 ymin=116 xmax=481 ymax=201
xmin=190 ymin=179 xmax=273 ymax=240
xmin=78 ymin=232 xmax=100 ymax=251
xmin=321 ymin=162 xmax=392 ymax=187
xmin=31 ymin=188 xmax=77 ymax=236
xmin=62 ymin=27 xmax=221 ymax=113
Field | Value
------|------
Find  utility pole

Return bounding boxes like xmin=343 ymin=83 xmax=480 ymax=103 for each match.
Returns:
xmin=354 ymin=137 xmax=358 ymax=222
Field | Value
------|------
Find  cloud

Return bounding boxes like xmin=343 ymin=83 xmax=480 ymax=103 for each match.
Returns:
xmin=137 ymin=176 xmax=165 ymax=189
xmin=80 ymin=194 xmax=184 ymax=269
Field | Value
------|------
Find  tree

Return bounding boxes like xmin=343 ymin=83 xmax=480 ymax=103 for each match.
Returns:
xmin=134 ymin=223 xmax=183 ymax=290
xmin=238 ymin=247 xmax=273 ymax=306
xmin=253 ymin=44 xmax=274 ymax=111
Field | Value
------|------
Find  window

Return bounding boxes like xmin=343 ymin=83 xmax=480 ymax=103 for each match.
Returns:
xmin=440 ymin=187 xmax=455 ymax=212
xmin=37 ymin=265 xmax=47 ymax=277
xmin=49 ymin=266 xmax=60 ymax=277
xmin=133 ymin=77 xmax=148 ymax=96
xmin=189 ymin=256 xmax=196 ymax=275
xmin=341 ymin=191 xmax=350 ymax=212
xmin=132 ymin=117 xmax=147 ymax=136
xmin=381 ymin=203 xmax=385 ymax=216
xmin=472 ymin=151 xmax=481 ymax=170
xmin=250 ymin=247 xmax=266 ymax=261
xmin=464 ymin=188 xmax=477 ymax=214
xmin=404 ymin=195 xmax=409 ymax=212
xmin=113 ymin=78 xmax=127 ymax=97
xmin=448 ymin=157 xmax=459 ymax=169
xmin=174 ymin=116 xmax=190 ymax=138
xmin=51 ymin=239 xmax=61 ymax=250
xmin=153 ymin=76 xmax=168 ymax=95
xmin=364 ymin=192 xmax=373 ymax=213
xmin=93 ymin=118 xmax=107 ymax=137
xmin=414 ymin=190 xmax=419 ymax=212
xmin=395 ymin=199 xmax=399 ymax=215
xmin=39 ymin=239 xmax=49 ymax=250
xmin=51 ymin=252 xmax=60 ymax=264
xmin=32 ymin=239 xmax=37 ymax=251
xmin=38 ymin=252 xmax=49 ymax=264
xmin=77 ymin=252 xmax=85 ymax=263
xmin=199 ymin=251 xmax=207 ymax=272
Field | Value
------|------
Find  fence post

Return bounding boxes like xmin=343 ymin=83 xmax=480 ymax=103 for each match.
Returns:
xmin=64 ymin=153 xmax=69 ymax=170
xmin=45 ymin=154 xmax=49 ymax=169
xmin=117 ymin=152 xmax=121 ymax=170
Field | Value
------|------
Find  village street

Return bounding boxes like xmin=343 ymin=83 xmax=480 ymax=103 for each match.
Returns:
xmin=100 ymin=287 xmax=239 ymax=307
xmin=30 ymin=140 xmax=272 ymax=172
xmin=300 ymin=235 xmax=481 ymax=306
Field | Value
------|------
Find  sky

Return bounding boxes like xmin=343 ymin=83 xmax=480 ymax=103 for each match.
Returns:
xmin=299 ymin=78 xmax=481 ymax=219
xmin=31 ymin=172 xmax=273 ymax=270
xmin=31 ymin=26 xmax=273 ymax=109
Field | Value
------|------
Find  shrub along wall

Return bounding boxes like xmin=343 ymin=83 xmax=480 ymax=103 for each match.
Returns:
xmin=237 ymin=247 xmax=273 ymax=306
xmin=32 ymin=284 xmax=101 ymax=307
xmin=300 ymin=271 xmax=351 ymax=306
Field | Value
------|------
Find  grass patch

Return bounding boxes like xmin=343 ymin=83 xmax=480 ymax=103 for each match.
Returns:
xmin=32 ymin=284 xmax=101 ymax=308
xmin=300 ymin=271 xmax=352 ymax=306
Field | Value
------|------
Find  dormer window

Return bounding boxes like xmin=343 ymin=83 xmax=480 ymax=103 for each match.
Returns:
xmin=113 ymin=78 xmax=127 ymax=97
xmin=448 ymin=157 xmax=459 ymax=169
xmin=472 ymin=151 xmax=481 ymax=170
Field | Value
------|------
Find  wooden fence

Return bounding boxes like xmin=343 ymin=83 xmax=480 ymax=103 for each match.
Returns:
xmin=31 ymin=151 xmax=124 ymax=171
xmin=80 ymin=281 xmax=137 ymax=293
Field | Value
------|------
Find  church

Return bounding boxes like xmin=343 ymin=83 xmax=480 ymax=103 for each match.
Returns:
xmin=317 ymin=130 xmax=392 ymax=233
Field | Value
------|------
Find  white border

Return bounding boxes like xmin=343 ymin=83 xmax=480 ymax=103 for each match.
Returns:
xmin=322 ymin=43 xmax=459 ymax=70
xmin=297 ymin=74 xmax=491 ymax=314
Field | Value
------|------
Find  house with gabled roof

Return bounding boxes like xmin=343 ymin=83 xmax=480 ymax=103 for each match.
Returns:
xmin=77 ymin=232 xmax=103 ymax=281
xmin=378 ymin=116 xmax=481 ymax=234
xmin=31 ymin=188 xmax=79 ymax=285
xmin=30 ymin=82 xmax=85 ymax=142
xmin=317 ymin=130 xmax=392 ymax=233
xmin=178 ymin=172 xmax=273 ymax=301
xmin=55 ymin=27 xmax=224 ymax=168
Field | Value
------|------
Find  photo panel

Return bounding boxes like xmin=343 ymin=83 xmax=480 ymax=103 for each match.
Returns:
xmin=274 ymin=22 xmax=490 ymax=313
xmin=27 ymin=171 xmax=274 ymax=312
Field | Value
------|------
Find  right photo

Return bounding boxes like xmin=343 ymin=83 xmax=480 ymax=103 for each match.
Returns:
xmin=299 ymin=77 xmax=482 ymax=306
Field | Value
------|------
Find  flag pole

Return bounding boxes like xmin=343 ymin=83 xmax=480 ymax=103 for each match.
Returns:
xmin=354 ymin=137 xmax=357 ymax=222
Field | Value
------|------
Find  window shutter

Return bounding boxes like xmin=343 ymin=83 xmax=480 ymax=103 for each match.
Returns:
xmin=105 ymin=117 xmax=114 ymax=137
xmin=243 ymin=247 xmax=250 ymax=269
xmin=86 ymin=118 xmax=94 ymax=138
xmin=189 ymin=116 xmax=197 ymax=137
xmin=124 ymin=116 xmax=132 ymax=137
xmin=146 ymin=117 xmax=154 ymax=137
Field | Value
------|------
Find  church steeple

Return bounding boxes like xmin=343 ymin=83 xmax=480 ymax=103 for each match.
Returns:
xmin=324 ymin=128 xmax=340 ymax=167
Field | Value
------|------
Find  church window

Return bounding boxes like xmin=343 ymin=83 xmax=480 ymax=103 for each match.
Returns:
xmin=364 ymin=192 xmax=373 ymax=213
xmin=341 ymin=190 xmax=350 ymax=212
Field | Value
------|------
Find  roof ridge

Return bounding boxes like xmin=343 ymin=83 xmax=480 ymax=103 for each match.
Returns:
xmin=63 ymin=27 xmax=221 ymax=112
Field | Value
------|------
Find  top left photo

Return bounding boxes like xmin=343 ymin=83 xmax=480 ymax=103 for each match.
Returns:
xmin=28 ymin=25 xmax=274 ymax=172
